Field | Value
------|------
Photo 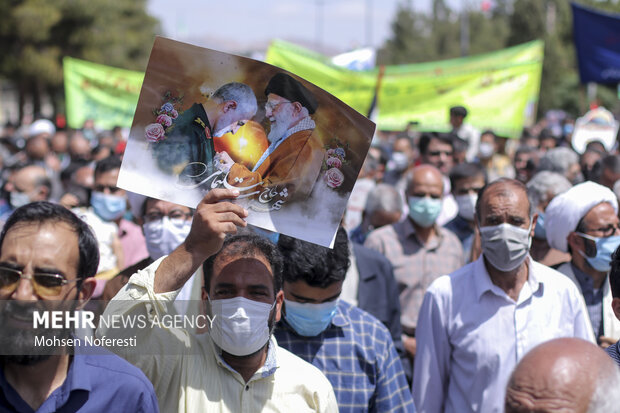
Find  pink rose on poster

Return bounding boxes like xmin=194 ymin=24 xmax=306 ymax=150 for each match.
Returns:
xmin=145 ymin=123 xmax=165 ymax=142
xmin=170 ymin=109 xmax=178 ymax=119
xmin=326 ymin=156 xmax=342 ymax=169
xmin=324 ymin=167 xmax=344 ymax=188
xmin=327 ymin=148 xmax=336 ymax=156
xmin=156 ymin=114 xmax=172 ymax=127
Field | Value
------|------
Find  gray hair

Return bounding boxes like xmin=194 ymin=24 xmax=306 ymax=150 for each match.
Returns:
xmin=365 ymin=184 xmax=403 ymax=215
xmin=588 ymin=363 xmax=620 ymax=412
xmin=537 ymin=147 xmax=579 ymax=177
xmin=212 ymin=82 xmax=258 ymax=119
xmin=526 ymin=171 xmax=572 ymax=209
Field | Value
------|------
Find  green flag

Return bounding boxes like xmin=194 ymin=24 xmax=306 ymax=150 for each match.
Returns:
xmin=63 ymin=57 xmax=144 ymax=129
xmin=266 ymin=40 xmax=544 ymax=139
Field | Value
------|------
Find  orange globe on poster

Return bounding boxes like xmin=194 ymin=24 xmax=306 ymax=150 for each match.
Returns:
xmin=214 ymin=120 xmax=269 ymax=170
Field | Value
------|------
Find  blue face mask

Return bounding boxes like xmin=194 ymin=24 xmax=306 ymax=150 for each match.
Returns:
xmin=576 ymin=233 xmax=620 ymax=272
xmin=408 ymin=196 xmax=442 ymax=228
xmin=91 ymin=191 xmax=126 ymax=221
xmin=534 ymin=212 xmax=546 ymax=240
xmin=251 ymin=226 xmax=280 ymax=245
xmin=284 ymin=299 xmax=338 ymax=337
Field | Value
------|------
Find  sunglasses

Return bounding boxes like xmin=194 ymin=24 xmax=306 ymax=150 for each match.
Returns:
xmin=0 ymin=266 xmax=79 ymax=298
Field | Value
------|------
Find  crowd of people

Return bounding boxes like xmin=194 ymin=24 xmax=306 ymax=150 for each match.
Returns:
xmin=1 ymin=102 xmax=620 ymax=412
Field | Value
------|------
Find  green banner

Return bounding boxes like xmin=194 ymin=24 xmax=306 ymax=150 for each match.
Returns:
xmin=63 ymin=57 xmax=144 ymax=129
xmin=266 ymin=40 xmax=544 ymax=139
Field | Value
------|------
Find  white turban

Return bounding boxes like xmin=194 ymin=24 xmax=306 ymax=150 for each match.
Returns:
xmin=545 ymin=181 xmax=618 ymax=252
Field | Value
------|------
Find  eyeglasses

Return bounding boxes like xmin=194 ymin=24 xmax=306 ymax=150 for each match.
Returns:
xmin=264 ymin=100 xmax=292 ymax=112
xmin=578 ymin=223 xmax=620 ymax=238
xmin=0 ymin=266 xmax=79 ymax=298
xmin=144 ymin=210 xmax=192 ymax=223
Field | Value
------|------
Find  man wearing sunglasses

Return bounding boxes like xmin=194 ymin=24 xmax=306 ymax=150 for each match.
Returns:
xmin=0 ymin=201 xmax=158 ymax=412
xmin=545 ymin=181 xmax=620 ymax=347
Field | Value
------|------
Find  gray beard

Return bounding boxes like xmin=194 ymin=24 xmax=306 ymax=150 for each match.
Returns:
xmin=267 ymin=121 xmax=289 ymax=143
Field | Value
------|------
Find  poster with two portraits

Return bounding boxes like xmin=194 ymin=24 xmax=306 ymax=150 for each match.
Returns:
xmin=119 ymin=37 xmax=374 ymax=247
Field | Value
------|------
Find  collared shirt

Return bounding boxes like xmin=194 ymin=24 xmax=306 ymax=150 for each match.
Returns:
xmin=444 ymin=215 xmax=474 ymax=262
xmin=98 ymin=258 xmax=338 ymax=413
xmin=253 ymin=116 xmax=316 ymax=172
xmin=413 ymin=256 xmax=594 ymax=413
xmin=341 ymin=244 xmax=360 ymax=306
xmin=0 ymin=351 xmax=158 ymax=413
xmin=364 ymin=218 xmax=464 ymax=329
xmin=606 ymin=340 xmax=620 ymax=366
xmin=275 ymin=300 xmax=415 ymax=413
xmin=571 ymin=263 xmax=605 ymax=338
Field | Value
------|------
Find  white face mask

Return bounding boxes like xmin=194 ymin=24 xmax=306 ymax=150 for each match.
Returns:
xmin=9 ymin=191 xmax=32 ymax=209
xmin=208 ymin=296 xmax=275 ymax=356
xmin=143 ymin=217 xmax=192 ymax=260
xmin=455 ymin=193 xmax=477 ymax=221
xmin=479 ymin=142 xmax=494 ymax=159
xmin=479 ymin=222 xmax=532 ymax=272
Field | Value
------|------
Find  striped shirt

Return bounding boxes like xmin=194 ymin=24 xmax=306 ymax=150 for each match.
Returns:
xmin=275 ymin=300 xmax=415 ymax=413
xmin=364 ymin=217 xmax=465 ymax=329
xmin=606 ymin=340 xmax=620 ymax=366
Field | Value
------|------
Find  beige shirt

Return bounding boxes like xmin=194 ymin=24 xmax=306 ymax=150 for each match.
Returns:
xmin=97 ymin=258 xmax=338 ymax=413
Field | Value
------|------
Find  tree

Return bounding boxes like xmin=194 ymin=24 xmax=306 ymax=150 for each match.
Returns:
xmin=0 ymin=0 xmax=159 ymax=121
xmin=379 ymin=0 xmax=620 ymax=119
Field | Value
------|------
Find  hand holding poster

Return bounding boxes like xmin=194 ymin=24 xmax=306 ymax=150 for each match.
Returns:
xmin=119 ymin=37 xmax=375 ymax=247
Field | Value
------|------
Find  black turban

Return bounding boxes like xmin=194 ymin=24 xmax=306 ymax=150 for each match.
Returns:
xmin=264 ymin=73 xmax=318 ymax=114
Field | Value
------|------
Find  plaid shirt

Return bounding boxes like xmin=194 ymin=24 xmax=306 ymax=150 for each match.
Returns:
xmin=275 ymin=300 xmax=415 ymax=413
xmin=364 ymin=217 xmax=464 ymax=330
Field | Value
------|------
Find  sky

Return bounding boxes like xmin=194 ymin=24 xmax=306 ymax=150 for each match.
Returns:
xmin=146 ymin=0 xmax=467 ymax=57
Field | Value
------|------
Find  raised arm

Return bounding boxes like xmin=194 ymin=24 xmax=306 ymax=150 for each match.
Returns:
xmin=153 ymin=188 xmax=248 ymax=293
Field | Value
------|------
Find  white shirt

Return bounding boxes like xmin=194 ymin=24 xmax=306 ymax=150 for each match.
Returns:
xmin=413 ymin=256 xmax=594 ymax=413
xmin=98 ymin=258 xmax=338 ymax=413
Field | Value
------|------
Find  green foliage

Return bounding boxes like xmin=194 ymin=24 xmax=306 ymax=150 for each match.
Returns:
xmin=0 ymin=0 xmax=160 ymax=118
xmin=379 ymin=0 xmax=620 ymax=118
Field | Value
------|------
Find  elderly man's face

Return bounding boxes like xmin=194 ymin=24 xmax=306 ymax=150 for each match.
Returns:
xmin=264 ymin=93 xmax=298 ymax=143
xmin=479 ymin=184 xmax=532 ymax=232
xmin=407 ymin=168 xmax=444 ymax=200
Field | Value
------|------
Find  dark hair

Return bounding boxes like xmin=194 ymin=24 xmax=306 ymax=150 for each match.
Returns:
xmin=450 ymin=106 xmax=467 ymax=118
xmin=202 ymin=233 xmax=283 ymax=294
xmin=515 ymin=145 xmax=538 ymax=157
xmin=418 ymin=132 xmax=454 ymax=155
xmin=0 ymin=202 xmax=99 ymax=279
xmin=277 ymin=227 xmax=350 ymax=288
xmin=481 ymin=129 xmax=497 ymax=139
xmin=475 ymin=178 xmax=533 ymax=223
xmin=449 ymin=162 xmax=487 ymax=190
xmin=94 ymin=155 xmax=122 ymax=177
xmin=611 ymin=245 xmax=620 ymax=298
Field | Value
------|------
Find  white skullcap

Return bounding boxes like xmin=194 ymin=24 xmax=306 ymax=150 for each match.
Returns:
xmin=28 ymin=119 xmax=56 ymax=137
xmin=545 ymin=181 xmax=618 ymax=252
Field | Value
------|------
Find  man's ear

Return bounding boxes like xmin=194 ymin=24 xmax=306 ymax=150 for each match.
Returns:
xmin=291 ymin=101 xmax=303 ymax=115
xmin=612 ymin=297 xmax=620 ymax=322
xmin=75 ymin=277 xmax=96 ymax=309
xmin=36 ymin=185 xmax=50 ymax=201
xmin=530 ymin=213 xmax=538 ymax=238
xmin=567 ymin=231 xmax=582 ymax=253
xmin=222 ymin=100 xmax=237 ymax=112
xmin=275 ymin=290 xmax=284 ymax=323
